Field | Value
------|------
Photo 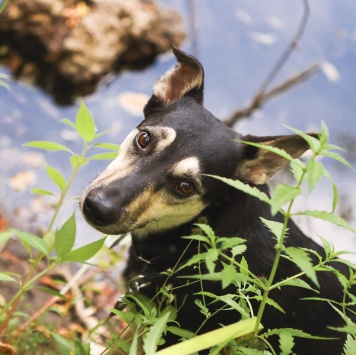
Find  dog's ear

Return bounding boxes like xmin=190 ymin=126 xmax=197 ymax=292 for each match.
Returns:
xmin=144 ymin=47 xmax=204 ymax=115
xmin=235 ymin=133 xmax=318 ymax=185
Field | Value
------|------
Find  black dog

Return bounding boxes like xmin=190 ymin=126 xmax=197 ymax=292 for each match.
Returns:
xmin=81 ymin=48 xmax=354 ymax=354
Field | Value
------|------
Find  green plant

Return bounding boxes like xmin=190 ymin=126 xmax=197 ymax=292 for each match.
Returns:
xmin=109 ymin=122 xmax=356 ymax=355
xmin=0 ymin=102 xmax=120 ymax=352
xmin=154 ymin=122 xmax=356 ymax=354
xmin=1 ymin=102 xmax=355 ymax=355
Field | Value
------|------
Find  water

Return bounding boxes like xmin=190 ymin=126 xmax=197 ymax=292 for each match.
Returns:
xmin=1 ymin=0 xmax=355 ymax=256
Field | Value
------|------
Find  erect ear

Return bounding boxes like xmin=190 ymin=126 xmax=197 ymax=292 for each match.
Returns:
xmin=235 ymin=133 xmax=318 ymax=185
xmin=144 ymin=47 xmax=204 ymax=115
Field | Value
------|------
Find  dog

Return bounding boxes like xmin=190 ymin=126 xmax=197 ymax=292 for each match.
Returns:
xmin=80 ymin=48 xmax=355 ymax=354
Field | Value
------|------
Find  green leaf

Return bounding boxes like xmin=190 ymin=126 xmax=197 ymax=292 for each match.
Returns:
xmin=0 ymin=231 xmax=12 ymax=246
xmin=0 ymin=272 xmax=16 ymax=282
xmin=219 ymin=294 xmax=250 ymax=318
xmin=284 ymin=247 xmax=319 ymax=287
xmin=89 ymin=152 xmax=119 ymax=160
xmin=11 ymin=229 xmax=48 ymax=255
xmin=343 ymin=335 xmax=356 ymax=355
xmin=221 ymin=263 xmax=239 ymax=289
xmin=110 ymin=309 xmax=136 ymax=327
xmin=43 ymin=231 xmax=55 ymax=252
xmin=195 ymin=223 xmax=216 ymax=243
xmin=52 ymin=333 xmax=73 ymax=352
xmin=24 ymin=141 xmax=73 ymax=154
xmin=329 ymin=324 xmax=356 ymax=334
xmin=207 ymin=175 xmax=271 ymax=205
xmin=75 ymin=101 xmax=96 ymax=142
xmin=177 ymin=252 xmax=208 ymax=271
xmin=55 ymin=212 xmax=76 ymax=257
xmin=318 ymin=235 xmax=333 ymax=257
xmin=61 ymin=237 xmax=105 ymax=263
xmin=93 ymin=143 xmax=120 ymax=151
xmin=206 ymin=249 xmax=219 ymax=274
xmin=331 ymin=182 xmax=339 ymax=213
xmin=46 ymin=164 xmax=66 ymax=193
xmin=38 ymin=287 xmax=67 ymax=300
xmin=31 ymin=188 xmax=54 ymax=196
xmin=320 ymin=121 xmax=329 ymax=146
xmin=290 ymin=159 xmax=305 ymax=182
xmin=240 ymin=140 xmax=299 ymax=163
xmin=322 ymin=151 xmax=356 ymax=173
xmin=126 ymin=293 xmax=155 ymax=319
xmin=143 ymin=311 xmax=171 ymax=355
xmin=260 ymin=218 xmax=285 ymax=243
xmin=194 ymin=299 xmax=210 ymax=317
xmin=217 ymin=237 xmax=246 ymax=250
xmin=61 ymin=118 xmax=76 ymax=129
xmin=180 ymin=272 xmax=223 ymax=281
xmin=167 ymin=326 xmax=195 ymax=339
xmin=283 ymin=125 xmax=321 ymax=153
xmin=294 ymin=210 xmax=356 ymax=234
xmin=70 ymin=155 xmax=89 ymax=169
xmin=182 ymin=234 xmax=210 ymax=244
xmin=306 ymin=159 xmax=325 ymax=193
xmin=237 ymin=348 xmax=264 ymax=355
xmin=156 ymin=317 xmax=261 ymax=355
xmin=271 ymin=184 xmax=301 ymax=216
xmin=129 ymin=332 xmax=139 ymax=355
xmin=240 ymin=256 xmax=249 ymax=276
xmin=279 ymin=330 xmax=295 ymax=355
xmin=254 ymin=295 xmax=285 ymax=314
xmin=277 ymin=277 xmax=316 ymax=291
xmin=74 ymin=340 xmax=91 ymax=355
xmin=265 ymin=327 xmax=332 ymax=340
xmin=231 ymin=244 xmax=247 ymax=258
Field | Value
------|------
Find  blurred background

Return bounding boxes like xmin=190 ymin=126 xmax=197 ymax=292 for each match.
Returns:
xmin=0 ymin=0 xmax=355 ymax=256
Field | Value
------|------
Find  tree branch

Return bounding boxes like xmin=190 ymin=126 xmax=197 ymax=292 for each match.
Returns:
xmin=223 ymin=0 xmax=316 ymax=128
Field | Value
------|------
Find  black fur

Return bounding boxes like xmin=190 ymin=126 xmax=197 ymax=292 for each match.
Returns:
xmin=123 ymin=98 xmax=354 ymax=354
xmin=82 ymin=49 xmax=355 ymax=354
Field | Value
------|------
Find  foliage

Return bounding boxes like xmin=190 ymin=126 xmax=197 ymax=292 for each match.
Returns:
xmin=0 ymin=103 xmax=355 ymax=355
xmin=0 ymin=102 xmax=120 ymax=352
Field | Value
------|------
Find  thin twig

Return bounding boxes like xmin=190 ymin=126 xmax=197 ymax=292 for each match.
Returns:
xmin=223 ymin=0 xmax=314 ymax=128
xmin=223 ymin=63 xmax=319 ymax=127
xmin=257 ymin=0 xmax=310 ymax=96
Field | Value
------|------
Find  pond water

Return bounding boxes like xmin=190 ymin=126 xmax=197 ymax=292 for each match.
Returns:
xmin=1 ymin=0 xmax=355 ymax=257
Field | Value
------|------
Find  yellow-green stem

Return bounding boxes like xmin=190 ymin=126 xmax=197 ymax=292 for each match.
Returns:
xmin=0 ymin=144 xmax=86 ymax=337
xmin=253 ymin=165 xmax=308 ymax=336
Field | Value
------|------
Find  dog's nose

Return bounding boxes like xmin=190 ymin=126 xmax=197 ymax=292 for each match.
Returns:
xmin=82 ymin=187 xmax=120 ymax=227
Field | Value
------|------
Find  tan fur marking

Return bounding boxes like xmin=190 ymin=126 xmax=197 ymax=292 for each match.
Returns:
xmin=80 ymin=129 xmax=138 ymax=204
xmin=130 ymin=187 xmax=206 ymax=238
xmin=153 ymin=61 xmax=203 ymax=105
xmin=148 ymin=126 xmax=176 ymax=154
xmin=91 ymin=185 xmax=206 ymax=237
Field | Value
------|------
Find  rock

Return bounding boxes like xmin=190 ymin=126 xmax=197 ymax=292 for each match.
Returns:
xmin=0 ymin=0 xmax=185 ymax=104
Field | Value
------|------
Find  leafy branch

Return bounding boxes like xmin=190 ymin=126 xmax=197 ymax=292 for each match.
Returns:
xmin=0 ymin=102 xmax=118 ymax=342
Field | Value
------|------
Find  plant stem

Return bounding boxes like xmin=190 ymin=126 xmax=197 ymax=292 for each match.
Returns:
xmin=8 ymin=263 xmax=90 ymax=342
xmin=0 ymin=262 xmax=58 ymax=336
xmin=0 ymin=0 xmax=9 ymax=14
xmin=0 ymin=148 xmax=85 ymax=337
xmin=253 ymin=168 xmax=308 ymax=336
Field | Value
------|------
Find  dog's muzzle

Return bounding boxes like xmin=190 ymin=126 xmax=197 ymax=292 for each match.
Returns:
xmin=82 ymin=186 xmax=121 ymax=227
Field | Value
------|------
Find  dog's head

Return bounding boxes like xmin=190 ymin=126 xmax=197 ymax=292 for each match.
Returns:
xmin=80 ymin=48 xmax=313 ymax=237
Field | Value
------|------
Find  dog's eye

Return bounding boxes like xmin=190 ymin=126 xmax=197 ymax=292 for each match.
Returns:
xmin=178 ymin=182 xmax=194 ymax=195
xmin=136 ymin=131 xmax=151 ymax=149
